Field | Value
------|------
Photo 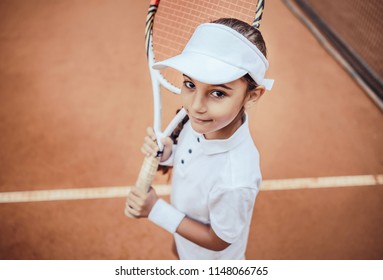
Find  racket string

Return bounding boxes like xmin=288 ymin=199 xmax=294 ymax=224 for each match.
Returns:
xmin=153 ymin=0 xmax=261 ymax=68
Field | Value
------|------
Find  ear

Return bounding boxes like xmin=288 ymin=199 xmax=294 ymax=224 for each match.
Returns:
xmin=244 ymin=85 xmax=265 ymax=110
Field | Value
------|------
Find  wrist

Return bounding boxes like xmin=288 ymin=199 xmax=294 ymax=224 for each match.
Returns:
xmin=148 ymin=199 xmax=185 ymax=233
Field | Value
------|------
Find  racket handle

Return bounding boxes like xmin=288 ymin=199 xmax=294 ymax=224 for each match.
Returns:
xmin=124 ymin=155 xmax=160 ymax=218
xmin=135 ymin=155 xmax=160 ymax=191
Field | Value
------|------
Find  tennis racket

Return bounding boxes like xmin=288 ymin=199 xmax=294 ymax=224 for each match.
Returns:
xmin=125 ymin=0 xmax=266 ymax=218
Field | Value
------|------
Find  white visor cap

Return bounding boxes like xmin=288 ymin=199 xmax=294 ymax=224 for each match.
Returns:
xmin=153 ymin=23 xmax=274 ymax=90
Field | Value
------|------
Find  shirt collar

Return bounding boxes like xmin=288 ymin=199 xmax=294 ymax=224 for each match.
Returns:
xmin=190 ymin=114 xmax=250 ymax=155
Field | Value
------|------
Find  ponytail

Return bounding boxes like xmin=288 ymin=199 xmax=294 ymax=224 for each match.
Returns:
xmin=158 ymin=109 xmax=189 ymax=175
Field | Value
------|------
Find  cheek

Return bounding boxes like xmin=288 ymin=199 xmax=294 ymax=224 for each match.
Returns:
xmin=180 ymin=92 xmax=190 ymax=107
xmin=210 ymin=103 xmax=241 ymax=123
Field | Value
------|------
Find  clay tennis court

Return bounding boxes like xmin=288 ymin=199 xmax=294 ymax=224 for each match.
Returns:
xmin=0 ymin=0 xmax=382 ymax=260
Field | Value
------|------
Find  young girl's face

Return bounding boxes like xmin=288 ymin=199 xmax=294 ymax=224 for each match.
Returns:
xmin=181 ymin=75 xmax=250 ymax=140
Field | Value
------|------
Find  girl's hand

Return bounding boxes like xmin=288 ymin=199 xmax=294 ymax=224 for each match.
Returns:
xmin=141 ymin=127 xmax=173 ymax=162
xmin=125 ymin=186 xmax=158 ymax=218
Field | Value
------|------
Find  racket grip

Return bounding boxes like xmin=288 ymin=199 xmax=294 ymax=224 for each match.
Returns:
xmin=135 ymin=155 xmax=160 ymax=191
xmin=124 ymin=155 xmax=160 ymax=218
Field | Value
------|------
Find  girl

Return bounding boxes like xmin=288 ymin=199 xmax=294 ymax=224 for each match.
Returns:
xmin=126 ymin=18 xmax=273 ymax=259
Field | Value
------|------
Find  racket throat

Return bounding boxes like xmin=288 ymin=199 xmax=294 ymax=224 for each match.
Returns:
xmin=156 ymin=150 xmax=164 ymax=158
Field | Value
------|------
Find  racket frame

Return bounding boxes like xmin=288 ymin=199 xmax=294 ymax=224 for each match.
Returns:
xmin=124 ymin=0 xmax=186 ymax=218
xmin=146 ymin=0 xmax=186 ymax=151
xmin=125 ymin=0 xmax=266 ymax=218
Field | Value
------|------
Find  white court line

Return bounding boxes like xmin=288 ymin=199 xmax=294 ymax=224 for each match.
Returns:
xmin=0 ymin=175 xmax=382 ymax=203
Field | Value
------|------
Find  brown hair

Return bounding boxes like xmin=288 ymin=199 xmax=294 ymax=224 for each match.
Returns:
xmin=158 ymin=109 xmax=189 ymax=175
xmin=211 ymin=18 xmax=267 ymax=57
xmin=211 ymin=18 xmax=267 ymax=91
xmin=158 ymin=18 xmax=268 ymax=174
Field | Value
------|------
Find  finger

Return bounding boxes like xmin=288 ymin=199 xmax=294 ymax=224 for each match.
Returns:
xmin=126 ymin=196 xmax=141 ymax=211
xmin=125 ymin=205 xmax=141 ymax=218
xmin=141 ymin=141 xmax=157 ymax=155
xmin=144 ymin=136 xmax=159 ymax=151
xmin=146 ymin=127 xmax=157 ymax=141
xmin=141 ymin=143 xmax=152 ymax=157
xmin=130 ymin=186 xmax=148 ymax=199
xmin=125 ymin=199 xmax=139 ymax=216
xmin=142 ymin=142 xmax=158 ymax=157
xmin=127 ymin=188 xmax=144 ymax=203
xmin=144 ymin=135 xmax=155 ymax=145
xmin=140 ymin=146 xmax=150 ymax=157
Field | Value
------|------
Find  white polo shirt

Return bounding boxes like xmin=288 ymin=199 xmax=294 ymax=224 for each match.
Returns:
xmin=161 ymin=115 xmax=261 ymax=259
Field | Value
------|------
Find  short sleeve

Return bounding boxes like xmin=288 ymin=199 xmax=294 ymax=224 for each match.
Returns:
xmin=208 ymin=186 xmax=258 ymax=244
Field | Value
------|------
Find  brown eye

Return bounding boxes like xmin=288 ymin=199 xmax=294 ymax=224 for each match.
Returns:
xmin=211 ymin=90 xmax=226 ymax=99
xmin=183 ymin=81 xmax=195 ymax=89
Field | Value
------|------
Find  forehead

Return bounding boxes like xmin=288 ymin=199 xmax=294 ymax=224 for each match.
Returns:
xmin=187 ymin=75 xmax=248 ymax=90
xmin=218 ymin=77 xmax=248 ymax=89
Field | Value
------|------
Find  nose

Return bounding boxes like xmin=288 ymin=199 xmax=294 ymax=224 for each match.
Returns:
xmin=191 ymin=91 xmax=207 ymax=113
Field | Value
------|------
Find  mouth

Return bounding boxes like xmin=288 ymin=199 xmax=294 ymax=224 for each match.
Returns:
xmin=190 ymin=115 xmax=212 ymax=124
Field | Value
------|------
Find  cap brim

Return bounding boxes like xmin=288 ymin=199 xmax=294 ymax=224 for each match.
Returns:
xmin=153 ymin=52 xmax=247 ymax=85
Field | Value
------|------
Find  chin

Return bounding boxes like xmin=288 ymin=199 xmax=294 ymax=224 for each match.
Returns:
xmin=190 ymin=122 xmax=210 ymax=135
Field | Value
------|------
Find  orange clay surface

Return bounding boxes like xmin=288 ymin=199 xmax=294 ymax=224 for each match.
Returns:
xmin=0 ymin=0 xmax=382 ymax=259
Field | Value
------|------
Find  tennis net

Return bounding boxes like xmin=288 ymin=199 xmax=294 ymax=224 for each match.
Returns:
xmin=286 ymin=0 xmax=383 ymax=109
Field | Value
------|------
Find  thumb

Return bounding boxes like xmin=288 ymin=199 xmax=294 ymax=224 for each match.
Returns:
xmin=160 ymin=137 xmax=173 ymax=162
xmin=161 ymin=137 xmax=173 ymax=147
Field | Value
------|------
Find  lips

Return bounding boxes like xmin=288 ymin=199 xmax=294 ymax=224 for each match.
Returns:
xmin=191 ymin=115 xmax=212 ymax=124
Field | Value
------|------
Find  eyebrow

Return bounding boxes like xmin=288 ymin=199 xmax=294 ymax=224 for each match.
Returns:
xmin=215 ymin=83 xmax=233 ymax=90
xmin=183 ymin=75 xmax=233 ymax=90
